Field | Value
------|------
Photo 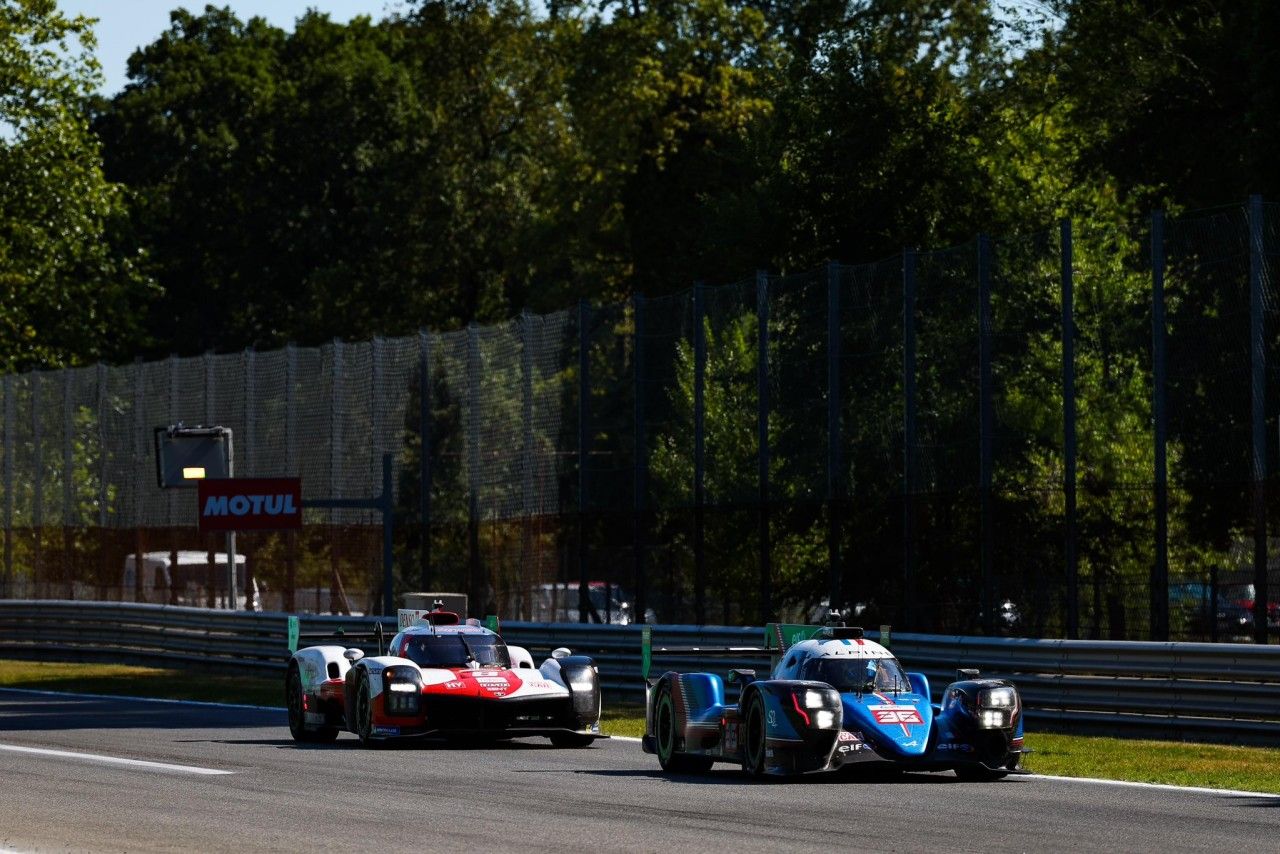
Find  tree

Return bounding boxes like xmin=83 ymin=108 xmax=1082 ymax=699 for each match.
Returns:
xmin=0 ymin=0 xmax=150 ymax=371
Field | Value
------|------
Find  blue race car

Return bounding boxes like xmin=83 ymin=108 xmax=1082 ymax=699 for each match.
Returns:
xmin=641 ymin=624 xmax=1024 ymax=780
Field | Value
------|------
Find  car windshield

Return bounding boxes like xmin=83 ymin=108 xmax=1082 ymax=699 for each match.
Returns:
xmin=800 ymin=656 xmax=913 ymax=694
xmin=401 ymin=634 xmax=510 ymax=669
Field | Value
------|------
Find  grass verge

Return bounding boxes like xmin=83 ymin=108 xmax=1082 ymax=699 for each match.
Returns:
xmin=3 ymin=659 xmax=1276 ymax=794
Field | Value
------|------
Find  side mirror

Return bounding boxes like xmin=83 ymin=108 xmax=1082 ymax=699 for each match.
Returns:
xmin=343 ymin=648 xmax=364 ymax=663
xmin=551 ymin=647 xmax=572 ymax=659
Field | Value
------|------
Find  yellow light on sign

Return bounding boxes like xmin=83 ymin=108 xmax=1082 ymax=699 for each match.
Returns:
xmin=183 ymin=467 xmax=207 ymax=480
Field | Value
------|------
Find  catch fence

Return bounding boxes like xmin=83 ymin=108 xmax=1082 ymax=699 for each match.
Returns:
xmin=0 ymin=200 xmax=1277 ymax=642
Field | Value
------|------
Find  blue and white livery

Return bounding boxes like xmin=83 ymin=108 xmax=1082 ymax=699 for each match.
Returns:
xmin=642 ymin=625 xmax=1024 ymax=779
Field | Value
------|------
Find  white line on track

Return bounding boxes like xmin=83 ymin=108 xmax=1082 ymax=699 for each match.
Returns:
xmin=0 ymin=743 xmax=234 ymax=776
xmin=1026 ymin=772 xmax=1279 ymax=799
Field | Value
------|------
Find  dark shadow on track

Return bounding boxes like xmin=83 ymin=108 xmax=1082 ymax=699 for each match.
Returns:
xmin=568 ymin=767 xmax=986 ymax=786
xmin=0 ymin=694 xmax=280 ymax=732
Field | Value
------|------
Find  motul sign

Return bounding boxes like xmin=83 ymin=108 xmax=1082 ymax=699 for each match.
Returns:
xmin=197 ymin=478 xmax=303 ymax=532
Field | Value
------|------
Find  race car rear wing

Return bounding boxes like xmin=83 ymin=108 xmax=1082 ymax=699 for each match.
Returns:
xmin=286 ymin=611 xmax=503 ymax=655
xmin=640 ymin=623 xmax=878 ymax=680
xmin=287 ymin=616 xmax=390 ymax=655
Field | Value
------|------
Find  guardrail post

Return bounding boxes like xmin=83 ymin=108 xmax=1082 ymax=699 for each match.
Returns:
xmin=1151 ymin=210 xmax=1169 ymax=642
xmin=1248 ymin=194 xmax=1268 ymax=645
xmin=978 ymin=235 xmax=994 ymax=635
xmin=694 ymin=282 xmax=707 ymax=625
xmin=757 ymin=271 xmax=772 ymax=622
xmin=902 ymin=249 xmax=918 ymax=630
xmin=1061 ymin=219 xmax=1079 ymax=639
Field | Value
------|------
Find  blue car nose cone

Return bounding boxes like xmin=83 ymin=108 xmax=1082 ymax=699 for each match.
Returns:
xmin=842 ymin=693 xmax=932 ymax=757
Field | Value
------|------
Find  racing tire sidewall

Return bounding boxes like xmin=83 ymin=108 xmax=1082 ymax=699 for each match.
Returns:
xmin=286 ymin=664 xmax=307 ymax=741
xmin=655 ymin=682 xmax=678 ymax=771
xmin=743 ymin=691 xmax=767 ymax=777
xmin=355 ymin=673 xmax=375 ymax=746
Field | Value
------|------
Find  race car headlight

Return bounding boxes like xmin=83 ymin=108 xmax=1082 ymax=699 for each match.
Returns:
xmin=980 ymin=709 xmax=1009 ymax=729
xmin=382 ymin=667 xmax=423 ymax=716
xmin=804 ymin=690 xmax=826 ymax=709
xmin=815 ymin=710 xmax=836 ymax=729
xmin=979 ymin=687 xmax=1016 ymax=708
xmin=977 ymin=686 xmax=1017 ymax=729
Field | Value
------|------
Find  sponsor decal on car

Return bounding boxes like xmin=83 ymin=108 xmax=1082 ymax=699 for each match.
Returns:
xmin=372 ymin=726 xmax=401 ymax=736
xmin=837 ymin=730 xmax=864 ymax=743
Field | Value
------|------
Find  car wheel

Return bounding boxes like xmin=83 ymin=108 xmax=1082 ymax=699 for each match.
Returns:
xmin=954 ymin=764 xmax=1009 ymax=782
xmin=549 ymin=733 xmax=595 ymax=748
xmin=286 ymin=664 xmax=337 ymax=743
xmin=354 ymin=673 xmax=378 ymax=748
xmin=742 ymin=691 xmax=768 ymax=778
xmin=654 ymin=681 xmax=712 ymax=774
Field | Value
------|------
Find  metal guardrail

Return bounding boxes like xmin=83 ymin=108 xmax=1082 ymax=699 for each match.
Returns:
xmin=1 ymin=601 xmax=1277 ymax=743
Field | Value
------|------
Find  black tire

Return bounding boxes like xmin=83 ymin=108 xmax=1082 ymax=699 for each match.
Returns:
xmin=954 ymin=764 xmax=1009 ymax=782
xmin=286 ymin=664 xmax=337 ymax=743
xmin=654 ymin=681 xmax=713 ymax=774
xmin=742 ymin=691 xmax=768 ymax=777
xmin=354 ymin=673 xmax=379 ymax=748
xmin=549 ymin=732 xmax=595 ymax=748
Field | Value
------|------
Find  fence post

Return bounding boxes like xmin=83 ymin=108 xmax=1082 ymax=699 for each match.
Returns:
xmin=978 ymin=235 xmax=994 ymax=634
xmin=96 ymin=364 xmax=108 ymax=598
xmin=757 ymin=271 xmax=772 ymax=622
xmin=520 ymin=312 xmax=534 ymax=611
xmin=693 ymin=282 xmax=707 ymax=625
xmin=371 ymin=337 xmax=384 ymax=494
xmin=62 ymin=368 xmax=74 ymax=596
xmin=329 ymin=340 xmax=347 ymax=615
xmin=827 ymin=261 xmax=842 ymax=621
xmin=633 ymin=293 xmax=648 ymax=625
xmin=132 ymin=361 xmax=145 ymax=602
xmin=902 ymin=250 xmax=918 ymax=629
xmin=1061 ymin=219 xmax=1079 ymax=639
xmin=577 ymin=300 xmax=591 ymax=623
xmin=96 ymin=364 xmax=107 ymax=531
xmin=243 ymin=349 xmax=256 ymax=476
xmin=418 ymin=330 xmax=432 ymax=592
xmin=1151 ymin=210 xmax=1169 ymax=642
xmin=466 ymin=325 xmax=482 ymax=619
xmin=32 ymin=373 xmax=43 ymax=589
xmin=1248 ymin=194 xmax=1268 ymax=645
xmin=285 ymin=344 xmax=297 ymax=612
xmin=3 ymin=375 xmax=11 ymax=596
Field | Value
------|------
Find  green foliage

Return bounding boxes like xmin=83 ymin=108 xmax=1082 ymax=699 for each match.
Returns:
xmin=0 ymin=0 xmax=150 ymax=371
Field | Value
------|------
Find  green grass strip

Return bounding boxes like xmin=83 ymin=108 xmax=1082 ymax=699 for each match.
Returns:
xmin=3 ymin=660 xmax=1275 ymax=793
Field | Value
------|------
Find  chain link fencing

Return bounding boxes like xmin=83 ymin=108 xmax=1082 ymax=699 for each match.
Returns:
xmin=0 ymin=201 xmax=1277 ymax=641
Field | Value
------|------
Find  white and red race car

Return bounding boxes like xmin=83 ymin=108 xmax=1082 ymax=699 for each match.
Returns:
xmin=286 ymin=608 xmax=605 ymax=747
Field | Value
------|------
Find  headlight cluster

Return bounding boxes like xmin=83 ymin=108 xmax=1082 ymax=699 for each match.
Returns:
xmin=560 ymin=662 xmax=600 ymax=723
xmin=382 ymin=667 xmax=423 ymax=716
xmin=976 ymin=686 xmax=1017 ymax=729
xmin=792 ymin=687 xmax=840 ymax=729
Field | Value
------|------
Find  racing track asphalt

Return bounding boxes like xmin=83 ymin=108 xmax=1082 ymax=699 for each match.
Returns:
xmin=0 ymin=690 xmax=1276 ymax=854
